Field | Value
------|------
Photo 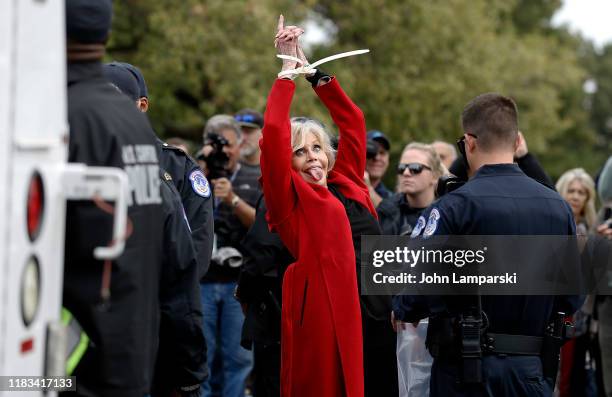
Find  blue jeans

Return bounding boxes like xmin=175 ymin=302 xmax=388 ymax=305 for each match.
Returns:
xmin=200 ymin=282 xmax=252 ymax=397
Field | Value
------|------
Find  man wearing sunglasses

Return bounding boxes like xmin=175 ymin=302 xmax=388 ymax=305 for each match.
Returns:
xmin=378 ymin=143 xmax=444 ymax=236
xmin=393 ymin=93 xmax=582 ymax=396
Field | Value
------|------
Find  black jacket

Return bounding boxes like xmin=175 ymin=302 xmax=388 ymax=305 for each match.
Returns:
xmin=158 ymin=141 xmax=214 ymax=279
xmin=377 ymin=193 xmax=427 ymax=236
xmin=64 ymin=61 xmax=164 ymax=397
xmin=238 ymin=196 xmax=293 ymax=347
xmin=153 ymin=170 xmax=208 ymax=395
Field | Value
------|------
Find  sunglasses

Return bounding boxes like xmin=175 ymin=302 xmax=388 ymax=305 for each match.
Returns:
xmin=397 ymin=163 xmax=432 ymax=175
xmin=456 ymin=133 xmax=478 ymax=160
xmin=235 ymin=114 xmax=258 ymax=123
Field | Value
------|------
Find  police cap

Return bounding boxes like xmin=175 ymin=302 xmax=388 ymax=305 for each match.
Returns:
xmin=119 ymin=63 xmax=149 ymax=99
xmin=103 ymin=62 xmax=140 ymax=101
xmin=66 ymin=0 xmax=113 ymax=44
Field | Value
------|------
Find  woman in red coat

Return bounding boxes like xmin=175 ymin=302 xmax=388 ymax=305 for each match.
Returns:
xmin=259 ymin=19 xmax=376 ymax=397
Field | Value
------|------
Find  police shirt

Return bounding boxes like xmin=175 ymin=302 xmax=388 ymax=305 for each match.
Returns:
xmin=158 ymin=139 xmax=214 ymax=279
xmin=64 ymin=61 xmax=164 ymax=397
xmin=394 ymin=163 xmax=583 ymax=337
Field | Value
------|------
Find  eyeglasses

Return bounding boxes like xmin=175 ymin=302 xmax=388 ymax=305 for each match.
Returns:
xmin=397 ymin=162 xmax=432 ymax=175
xmin=456 ymin=133 xmax=478 ymax=159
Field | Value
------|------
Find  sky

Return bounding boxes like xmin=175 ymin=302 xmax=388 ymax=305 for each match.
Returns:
xmin=552 ymin=0 xmax=612 ymax=47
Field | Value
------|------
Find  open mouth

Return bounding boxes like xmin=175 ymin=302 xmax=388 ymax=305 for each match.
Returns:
xmin=305 ymin=166 xmax=324 ymax=181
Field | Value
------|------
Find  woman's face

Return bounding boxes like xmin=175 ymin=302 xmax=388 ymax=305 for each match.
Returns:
xmin=398 ymin=149 xmax=436 ymax=196
xmin=291 ymin=131 xmax=329 ymax=186
xmin=565 ymin=179 xmax=588 ymax=219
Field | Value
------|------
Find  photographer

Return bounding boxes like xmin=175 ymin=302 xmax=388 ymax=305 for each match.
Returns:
xmin=200 ymin=114 xmax=260 ymax=397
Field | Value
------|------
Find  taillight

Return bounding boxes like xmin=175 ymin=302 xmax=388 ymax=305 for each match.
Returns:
xmin=26 ymin=172 xmax=44 ymax=241
xmin=21 ymin=256 xmax=41 ymax=327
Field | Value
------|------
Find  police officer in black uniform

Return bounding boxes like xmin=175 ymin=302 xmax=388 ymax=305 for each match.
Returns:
xmin=63 ymin=1 xmax=165 ymax=395
xmin=102 ymin=62 xmax=207 ymax=397
xmin=154 ymin=171 xmax=208 ymax=397
xmin=393 ymin=93 xmax=583 ymax=396
xmin=104 ymin=61 xmax=215 ymax=279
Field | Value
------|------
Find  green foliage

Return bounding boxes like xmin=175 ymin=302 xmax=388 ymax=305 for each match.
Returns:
xmin=108 ymin=0 xmax=606 ymax=180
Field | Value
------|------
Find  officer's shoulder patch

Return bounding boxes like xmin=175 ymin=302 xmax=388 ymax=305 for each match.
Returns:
xmin=189 ymin=169 xmax=211 ymax=198
xmin=411 ymin=215 xmax=427 ymax=238
xmin=163 ymin=172 xmax=172 ymax=181
xmin=423 ymin=208 xmax=441 ymax=237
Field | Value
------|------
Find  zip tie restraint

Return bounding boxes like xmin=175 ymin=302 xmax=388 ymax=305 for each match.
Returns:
xmin=277 ymin=49 xmax=370 ymax=79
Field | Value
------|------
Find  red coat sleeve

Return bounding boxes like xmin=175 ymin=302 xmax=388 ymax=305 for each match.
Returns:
xmin=260 ymin=79 xmax=297 ymax=227
xmin=315 ymin=78 xmax=368 ymax=190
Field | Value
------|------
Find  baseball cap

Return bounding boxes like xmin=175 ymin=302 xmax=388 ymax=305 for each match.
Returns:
xmin=367 ymin=130 xmax=390 ymax=151
xmin=234 ymin=109 xmax=264 ymax=129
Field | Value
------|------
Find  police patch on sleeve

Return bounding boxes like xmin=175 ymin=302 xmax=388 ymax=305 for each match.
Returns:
xmin=189 ymin=170 xmax=211 ymax=198
xmin=423 ymin=208 xmax=441 ymax=237
xmin=410 ymin=216 xmax=427 ymax=238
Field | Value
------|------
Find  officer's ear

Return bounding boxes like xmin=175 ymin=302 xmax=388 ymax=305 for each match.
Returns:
xmin=513 ymin=132 xmax=521 ymax=153
xmin=137 ymin=97 xmax=149 ymax=113
xmin=465 ymin=134 xmax=477 ymax=153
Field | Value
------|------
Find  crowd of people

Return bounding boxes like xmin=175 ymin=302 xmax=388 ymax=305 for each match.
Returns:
xmin=61 ymin=1 xmax=612 ymax=397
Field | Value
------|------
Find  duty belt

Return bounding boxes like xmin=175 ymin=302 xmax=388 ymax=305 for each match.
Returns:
xmin=482 ymin=333 xmax=543 ymax=356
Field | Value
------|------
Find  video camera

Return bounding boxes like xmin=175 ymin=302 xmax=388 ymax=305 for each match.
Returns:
xmin=202 ymin=133 xmax=230 ymax=180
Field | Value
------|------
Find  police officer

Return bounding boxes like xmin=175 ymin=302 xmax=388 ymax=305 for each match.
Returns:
xmin=154 ymin=171 xmax=208 ymax=397
xmin=63 ymin=1 xmax=164 ymax=395
xmin=393 ymin=93 xmax=583 ymax=396
xmin=102 ymin=62 xmax=208 ymax=396
xmin=103 ymin=61 xmax=215 ymax=279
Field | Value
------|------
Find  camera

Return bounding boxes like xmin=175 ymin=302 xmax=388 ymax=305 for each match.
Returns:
xmin=436 ymin=174 xmax=466 ymax=198
xmin=203 ymin=133 xmax=230 ymax=180
xmin=366 ymin=139 xmax=379 ymax=160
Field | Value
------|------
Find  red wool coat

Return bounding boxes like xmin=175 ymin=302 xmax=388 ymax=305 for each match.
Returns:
xmin=260 ymin=78 xmax=376 ymax=397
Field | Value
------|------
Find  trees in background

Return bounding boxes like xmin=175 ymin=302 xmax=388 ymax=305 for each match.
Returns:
xmin=108 ymin=0 xmax=609 ymax=179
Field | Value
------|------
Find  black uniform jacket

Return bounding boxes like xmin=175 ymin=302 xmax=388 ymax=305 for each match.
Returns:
xmin=158 ymin=140 xmax=214 ymax=279
xmin=153 ymin=170 xmax=208 ymax=393
xmin=64 ymin=61 xmax=164 ymax=397
xmin=395 ymin=164 xmax=583 ymax=337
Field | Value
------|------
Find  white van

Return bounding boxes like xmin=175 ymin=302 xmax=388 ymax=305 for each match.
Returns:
xmin=0 ymin=1 xmax=128 ymax=395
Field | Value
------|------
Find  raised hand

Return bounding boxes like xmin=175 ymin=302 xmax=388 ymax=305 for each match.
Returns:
xmin=274 ymin=15 xmax=304 ymax=73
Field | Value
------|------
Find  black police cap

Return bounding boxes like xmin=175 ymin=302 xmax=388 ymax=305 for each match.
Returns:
xmin=103 ymin=62 xmax=139 ymax=101
xmin=66 ymin=0 xmax=113 ymax=44
xmin=119 ymin=62 xmax=148 ymax=99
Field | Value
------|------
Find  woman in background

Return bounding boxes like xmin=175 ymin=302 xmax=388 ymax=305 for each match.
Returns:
xmin=556 ymin=167 xmax=599 ymax=397
xmin=556 ymin=168 xmax=597 ymax=234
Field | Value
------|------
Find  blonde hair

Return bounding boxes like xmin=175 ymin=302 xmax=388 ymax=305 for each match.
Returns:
xmin=290 ymin=118 xmax=336 ymax=171
xmin=401 ymin=142 xmax=445 ymax=179
xmin=556 ymin=168 xmax=597 ymax=228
